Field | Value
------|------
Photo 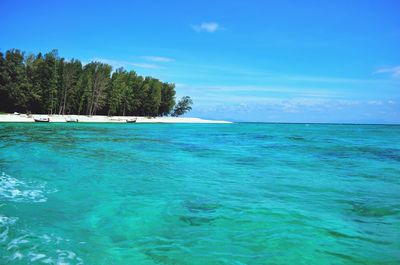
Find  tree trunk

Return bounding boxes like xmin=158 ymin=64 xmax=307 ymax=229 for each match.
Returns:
xmin=50 ymin=91 xmax=54 ymax=115
xmin=62 ymin=87 xmax=67 ymax=115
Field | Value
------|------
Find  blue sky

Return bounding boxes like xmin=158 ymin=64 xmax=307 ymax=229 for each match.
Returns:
xmin=1 ymin=0 xmax=399 ymax=123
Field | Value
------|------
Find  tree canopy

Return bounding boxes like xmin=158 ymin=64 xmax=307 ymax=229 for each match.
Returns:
xmin=0 ymin=48 xmax=192 ymax=117
xmin=172 ymin=96 xmax=193 ymax=117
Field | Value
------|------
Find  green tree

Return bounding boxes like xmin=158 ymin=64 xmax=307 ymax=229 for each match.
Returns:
xmin=75 ymin=63 xmax=94 ymax=114
xmin=172 ymin=96 xmax=193 ymax=117
xmin=123 ymin=70 xmax=139 ymax=116
xmin=159 ymin=82 xmax=176 ymax=116
xmin=25 ymin=53 xmax=44 ymax=113
xmin=41 ymin=50 xmax=60 ymax=114
xmin=84 ymin=62 xmax=111 ymax=115
xmin=0 ymin=49 xmax=31 ymax=112
xmin=108 ymin=68 xmax=127 ymax=115
xmin=58 ymin=59 xmax=82 ymax=115
xmin=131 ymin=75 xmax=145 ymax=115
xmin=0 ymin=48 xmax=186 ymax=117
xmin=0 ymin=52 xmax=8 ymax=111
xmin=147 ymin=78 xmax=162 ymax=116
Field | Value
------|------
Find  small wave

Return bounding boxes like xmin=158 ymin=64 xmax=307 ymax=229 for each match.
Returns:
xmin=1 ymin=212 xmax=82 ymax=264
xmin=5 ymin=232 xmax=84 ymax=264
xmin=0 ymin=215 xmax=18 ymax=243
xmin=0 ymin=172 xmax=47 ymax=203
xmin=0 ymin=215 xmax=18 ymax=227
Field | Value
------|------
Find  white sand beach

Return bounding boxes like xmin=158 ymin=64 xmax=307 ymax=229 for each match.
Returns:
xmin=0 ymin=113 xmax=231 ymax=124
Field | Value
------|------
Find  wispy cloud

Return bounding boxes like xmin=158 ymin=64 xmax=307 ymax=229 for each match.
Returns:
xmin=192 ymin=22 xmax=222 ymax=33
xmin=92 ymin=58 xmax=159 ymax=69
xmin=176 ymin=84 xmax=342 ymax=99
xmin=191 ymin=101 xmax=400 ymax=123
xmin=191 ymin=97 xmax=384 ymax=113
xmin=141 ymin=56 xmax=174 ymax=62
xmin=375 ymin=66 xmax=400 ymax=78
xmin=174 ymin=83 xmax=186 ymax=88
xmin=163 ymin=61 xmax=394 ymax=86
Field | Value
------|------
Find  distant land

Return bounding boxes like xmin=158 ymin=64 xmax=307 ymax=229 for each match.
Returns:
xmin=0 ymin=49 xmax=192 ymax=118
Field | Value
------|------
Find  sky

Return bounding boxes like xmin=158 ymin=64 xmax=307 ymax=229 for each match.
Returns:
xmin=1 ymin=0 xmax=399 ymax=123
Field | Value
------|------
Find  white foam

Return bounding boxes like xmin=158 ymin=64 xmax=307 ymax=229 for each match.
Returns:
xmin=7 ymin=235 xmax=30 ymax=251
xmin=4 ymin=233 xmax=84 ymax=264
xmin=0 ymin=172 xmax=47 ymax=202
xmin=0 ymin=173 xmax=81 ymax=263
xmin=0 ymin=215 xmax=18 ymax=226
xmin=28 ymin=252 xmax=46 ymax=261
xmin=0 ymin=227 xmax=9 ymax=243
xmin=11 ymin=251 xmax=23 ymax=260
xmin=42 ymin=257 xmax=54 ymax=263
xmin=0 ymin=216 xmax=18 ymax=243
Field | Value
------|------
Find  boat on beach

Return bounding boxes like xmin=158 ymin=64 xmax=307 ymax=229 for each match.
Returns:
xmin=126 ymin=118 xmax=137 ymax=123
xmin=66 ymin=117 xmax=79 ymax=122
xmin=34 ymin=117 xmax=50 ymax=122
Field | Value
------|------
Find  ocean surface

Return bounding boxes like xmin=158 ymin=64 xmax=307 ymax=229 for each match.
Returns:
xmin=0 ymin=123 xmax=399 ymax=265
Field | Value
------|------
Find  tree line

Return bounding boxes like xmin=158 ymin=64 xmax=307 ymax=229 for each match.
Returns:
xmin=0 ymin=49 xmax=193 ymax=116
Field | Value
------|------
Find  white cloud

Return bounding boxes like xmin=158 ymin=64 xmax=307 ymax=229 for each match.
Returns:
xmin=367 ymin=100 xmax=383 ymax=105
xmin=194 ymin=98 xmax=393 ymax=115
xmin=176 ymin=84 xmax=340 ymax=98
xmin=174 ymin=83 xmax=186 ymax=88
xmin=92 ymin=58 xmax=159 ymax=69
xmin=141 ymin=56 xmax=174 ymax=62
xmin=375 ymin=66 xmax=400 ymax=78
xmin=192 ymin=22 xmax=222 ymax=33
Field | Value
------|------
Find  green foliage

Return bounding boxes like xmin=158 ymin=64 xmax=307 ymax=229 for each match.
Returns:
xmin=159 ymin=83 xmax=176 ymax=116
xmin=58 ymin=59 xmax=82 ymax=114
xmin=41 ymin=50 xmax=59 ymax=114
xmin=84 ymin=62 xmax=112 ymax=115
xmin=0 ymin=48 xmax=188 ymax=116
xmin=143 ymin=77 xmax=162 ymax=117
xmin=0 ymin=49 xmax=31 ymax=112
xmin=172 ymin=96 xmax=193 ymax=117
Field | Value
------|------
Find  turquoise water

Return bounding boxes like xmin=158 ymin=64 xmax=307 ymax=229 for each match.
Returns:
xmin=0 ymin=123 xmax=399 ymax=265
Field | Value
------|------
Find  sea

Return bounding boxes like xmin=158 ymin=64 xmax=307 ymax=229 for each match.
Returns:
xmin=0 ymin=123 xmax=399 ymax=264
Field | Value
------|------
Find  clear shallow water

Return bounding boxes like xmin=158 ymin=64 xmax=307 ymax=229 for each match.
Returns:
xmin=0 ymin=123 xmax=399 ymax=265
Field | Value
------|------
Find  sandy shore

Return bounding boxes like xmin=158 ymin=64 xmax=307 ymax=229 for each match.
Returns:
xmin=0 ymin=114 xmax=231 ymax=124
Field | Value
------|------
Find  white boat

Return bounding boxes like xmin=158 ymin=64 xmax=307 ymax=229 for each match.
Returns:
xmin=66 ymin=117 xmax=79 ymax=122
xmin=126 ymin=118 xmax=137 ymax=123
xmin=34 ymin=117 xmax=50 ymax=122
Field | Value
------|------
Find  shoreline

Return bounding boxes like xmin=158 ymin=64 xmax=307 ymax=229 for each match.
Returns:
xmin=0 ymin=114 xmax=231 ymax=124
